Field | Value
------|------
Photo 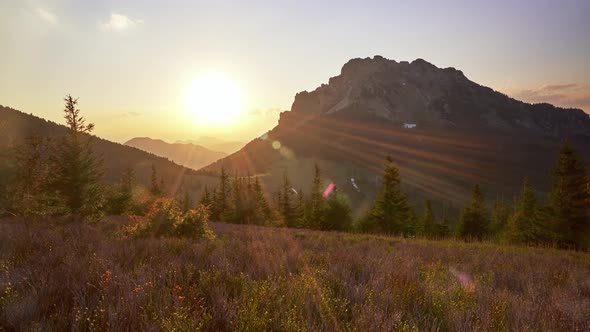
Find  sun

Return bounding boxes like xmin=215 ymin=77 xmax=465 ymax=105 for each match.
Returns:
xmin=185 ymin=72 xmax=243 ymax=125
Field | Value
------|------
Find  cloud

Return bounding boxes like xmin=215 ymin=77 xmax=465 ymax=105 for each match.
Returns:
xmin=506 ymin=83 xmax=590 ymax=112
xmin=36 ymin=7 xmax=57 ymax=24
xmin=100 ymin=12 xmax=143 ymax=31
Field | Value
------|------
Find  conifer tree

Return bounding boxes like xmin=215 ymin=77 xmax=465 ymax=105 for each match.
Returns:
xmin=489 ymin=197 xmax=511 ymax=239
xmin=50 ymin=95 xmax=103 ymax=217
xmin=279 ymin=171 xmax=296 ymax=227
xmin=306 ymin=163 xmax=326 ymax=229
xmin=211 ymin=168 xmax=230 ymax=221
xmin=150 ymin=164 xmax=162 ymax=196
xmin=200 ymin=186 xmax=212 ymax=208
xmin=105 ymin=167 xmax=135 ymax=215
xmin=436 ymin=216 xmax=452 ymax=238
xmin=549 ymin=142 xmax=590 ymax=248
xmin=456 ymin=184 xmax=489 ymax=240
xmin=323 ymin=191 xmax=353 ymax=231
xmin=418 ymin=200 xmax=436 ymax=238
xmin=368 ymin=156 xmax=412 ymax=234
xmin=504 ymin=179 xmax=544 ymax=244
xmin=252 ymin=177 xmax=272 ymax=225
xmin=7 ymin=136 xmax=63 ymax=216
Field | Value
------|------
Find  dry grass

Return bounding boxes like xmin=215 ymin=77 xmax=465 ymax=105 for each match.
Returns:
xmin=1 ymin=217 xmax=589 ymax=331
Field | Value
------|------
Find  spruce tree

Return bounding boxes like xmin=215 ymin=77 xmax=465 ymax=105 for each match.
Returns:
xmin=200 ymin=186 xmax=212 ymax=208
xmin=105 ymin=167 xmax=135 ymax=215
xmin=456 ymin=184 xmax=489 ymax=240
xmin=279 ymin=171 xmax=296 ymax=227
xmin=418 ymin=200 xmax=436 ymax=238
xmin=150 ymin=164 xmax=162 ymax=196
xmin=504 ymin=179 xmax=542 ymax=244
xmin=50 ymin=95 xmax=103 ymax=217
xmin=368 ymin=156 xmax=411 ymax=234
xmin=211 ymin=168 xmax=230 ymax=221
xmin=7 ymin=136 xmax=63 ymax=216
xmin=306 ymin=163 xmax=326 ymax=229
xmin=549 ymin=142 xmax=590 ymax=248
xmin=252 ymin=177 xmax=272 ymax=225
xmin=323 ymin=192 xmax=353 ymax=231
xmin=489 ymin=196 xmax=511 ymax=239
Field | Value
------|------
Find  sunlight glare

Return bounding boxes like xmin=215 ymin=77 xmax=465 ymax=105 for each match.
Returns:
xmin=185 ymin=72 xmax=243 ymax=125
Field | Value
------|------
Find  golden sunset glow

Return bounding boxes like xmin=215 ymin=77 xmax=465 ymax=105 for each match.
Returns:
xmin=185 ymin=72 xmax=243 ymax=125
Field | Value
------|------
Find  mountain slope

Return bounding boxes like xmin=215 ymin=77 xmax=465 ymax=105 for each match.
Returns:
xmin=125 ymin=137 xmax=227 ymax=171
xmin=204 ymin=56 xmax=590 ymax=213
xmin=0 ymin=106 xmax=217 ymax=195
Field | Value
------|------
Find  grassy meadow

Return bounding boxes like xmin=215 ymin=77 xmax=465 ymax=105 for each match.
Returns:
xmin=1 ymin=217 xmax=589 ymax=331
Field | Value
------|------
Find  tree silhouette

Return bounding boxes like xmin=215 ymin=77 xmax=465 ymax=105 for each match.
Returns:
xmin=368 ymin=156 xmax=412 ymax=234
xmin=456 ymin=184 xmax=489 ymax=240
xmin=50 ymin=95 xmax=103 ymax=217
xmin=549 ymin=142 xmax=589 ymax=248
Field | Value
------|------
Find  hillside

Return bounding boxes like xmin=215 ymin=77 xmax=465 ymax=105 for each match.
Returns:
xmin=204 ymin=56 xmax=590 ymax=212
xmin=125 ymin=137 xmax=227 ymax=171
xmin=0 ymin=105 xmax=217 ymax=196
xmin=1 ymin=217 xmax=588 ymax=330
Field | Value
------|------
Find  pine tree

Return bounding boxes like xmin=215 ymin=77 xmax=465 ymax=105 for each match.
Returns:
xmin=368 ymin=156 xmax=412 ymax=234
xmin=279 ymin=171 xmax=296 ymax=227
xmin=504 ymin=179 xmax=544 ymax=244
xmin=306 ymin=163 xmax=326 ymax=229
xmin=323 ymin=192 xmax=353 ymax=231
xmin=456 ymin=184 xmax=489 ymax=240
xmin=211 ymin=168 xmax=230 ymax=222
xmin=418 ymin=200 xmax=436 ymax=238
xmin=549 ymin=142 xmax=590 ymax=248
xmin=200 ymin=186 xmax=212 ymax=208
xmin=105 ymin=167 xmax=135 ymax=215
xmin=50 ymin=95 xmax=103 ymax=217
xmin=7 ymin=136 xmax=63 ymax=216
xmin=489 ymin=196 xmax=511 ymax=239
xmin=252 ymin=177 xmax=272 ymax=225
xmin=150 ymin=165 xmax=162 ymax=196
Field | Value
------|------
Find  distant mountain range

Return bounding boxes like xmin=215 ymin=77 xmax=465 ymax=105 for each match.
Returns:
xmin=0 ymin=106 xmax=217 ymax=196
xmin=125 ymin=137 xmax=227 ymax=171
xmin=175 ymin=137 xmax=245 ymax=154
xmin=204 ymin=56 xmax=590 ymax=212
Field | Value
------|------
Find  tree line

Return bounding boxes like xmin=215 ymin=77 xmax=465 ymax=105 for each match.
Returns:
xmin=1 ymin=95 xmax=589 ymax=250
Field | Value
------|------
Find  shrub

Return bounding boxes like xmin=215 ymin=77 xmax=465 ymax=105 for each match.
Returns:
xmin=128 ymin=198 xmax=215 ymax=239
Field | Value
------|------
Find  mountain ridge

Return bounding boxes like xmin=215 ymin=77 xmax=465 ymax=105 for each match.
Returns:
xmin=203 ymin=56 xmax=590 ymax=212
xmin=124 ymin=137 xmax=227 ymax=171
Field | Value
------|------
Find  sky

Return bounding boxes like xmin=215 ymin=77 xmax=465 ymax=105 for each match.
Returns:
xmin=1 ymin=0 xmax=589 ymax=144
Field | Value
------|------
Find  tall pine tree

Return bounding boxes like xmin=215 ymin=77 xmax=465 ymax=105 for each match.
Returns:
xmin=368 ymin=156 xmax=412 ymax=234
xmin=549 ymin=142 xmax=590 ymax=248
xmin=305 ymin=163 xmax=326 ymax=229
xmin=456 ymin=184 xmax=489 ymax=240
xmin=504 ymin=179 xmax=544 ymax=244
xmin=50 ymin=95 xmax=103 ymax=217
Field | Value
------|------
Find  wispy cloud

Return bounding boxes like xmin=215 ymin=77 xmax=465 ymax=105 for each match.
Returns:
xmin=36 ymin=7 xmax=57 ymax=24
xmin=506 ymin=83 xmax=590 ymax=112
xmin=100 ymin=12 xmax=143 ymax=31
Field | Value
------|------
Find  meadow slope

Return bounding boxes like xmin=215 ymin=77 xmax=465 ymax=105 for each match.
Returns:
xmin=1 ymin=218 xmax=589 ymax=331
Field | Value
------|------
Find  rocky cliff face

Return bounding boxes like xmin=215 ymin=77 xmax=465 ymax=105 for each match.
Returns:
xmin=281 ymin=56 xmax=590 ymax=137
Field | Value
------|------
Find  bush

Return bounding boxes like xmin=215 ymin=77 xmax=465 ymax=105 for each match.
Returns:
xmin=127 ymin=198 xmax=215 ymax=239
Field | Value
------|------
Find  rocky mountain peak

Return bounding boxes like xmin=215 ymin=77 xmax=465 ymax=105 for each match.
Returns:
xmin=285 ymin=56 xmax=590 ymax=137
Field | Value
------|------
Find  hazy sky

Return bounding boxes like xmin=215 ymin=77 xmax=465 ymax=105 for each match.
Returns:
xmin=1 ymin=0 xmax=589 ymax=143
